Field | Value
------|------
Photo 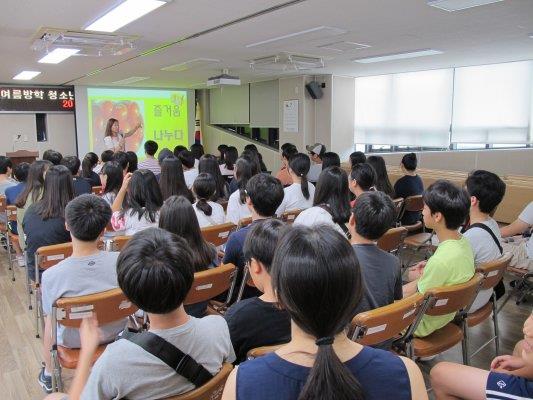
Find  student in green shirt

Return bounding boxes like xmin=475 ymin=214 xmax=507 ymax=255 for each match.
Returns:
xmin=403 ymin=180 xmax=474 ymax=338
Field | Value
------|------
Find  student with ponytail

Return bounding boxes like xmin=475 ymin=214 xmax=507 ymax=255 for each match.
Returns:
xmin=222 ymin=224 xmax=427 ymax=400
xmin=192 ymin=173 xmax=225 ymax=228
xmin=276 ymin=153 xmax=315 ymax=216
xmin=226 ymin=158 xmax=253 ymax=224
xmin=80 ymin=152 xmax=101 ymax=187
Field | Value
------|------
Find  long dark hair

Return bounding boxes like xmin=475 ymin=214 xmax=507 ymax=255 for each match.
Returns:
xmin=241 ymin=149 xmax=261 ymax=176
xmin=235 ymin=158 xmax=252 ymax=205
xmin=101 ymin=162 xmax=123 ymax=195
xmin=224 ymin=146 xmax=238 ymax=171
xmin=126 ymin=151 xmax=138 ymax=173
xmin=104 ymin=118 xmax=118 ymax=137
xmin=289 ymin=153 xmax=311 ymax=200
xmin=367 ymin=156 xmax=394 ymax=198
xmin=122 ymin=169 xmax=163 ymax=222
xmin=314 ymin=167 xmax=351 ymax=224
xmin=271 ymin=225 xmax=364 ymax=400
xmin=198 ymin=155 xmax=228 ymax=201
xmin=15 ymin=160 xmax=52 ymax=208
xmin=34 ymin=165 xmax=74 ymax=220
xmin=159 ymin=157 xmax=193 ymax=202
xmin=159 ymin=196 xmax=217 ymax=272
xmin=81 ymin=152 xmax=98 ymax=179
xmin=192 ymin=173 xmax=215 ymax=216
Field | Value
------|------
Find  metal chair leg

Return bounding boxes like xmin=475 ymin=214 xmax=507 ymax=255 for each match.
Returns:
xmin=462 ymin=320 xmax=469 ymax=365
xmin=492 ymin=294 xmax=500 ymax=357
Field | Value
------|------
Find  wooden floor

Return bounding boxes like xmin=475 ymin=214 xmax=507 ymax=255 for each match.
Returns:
xmin=0 ymin=251 xmax=530 ymax=400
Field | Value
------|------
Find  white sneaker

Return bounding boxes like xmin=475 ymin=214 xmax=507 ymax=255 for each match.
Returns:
xmin=16 ymin=255 xmax=25 ymax=267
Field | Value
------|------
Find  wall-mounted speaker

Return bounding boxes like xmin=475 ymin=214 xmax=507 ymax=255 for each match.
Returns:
xmin=305 ymin=81 xmax=323 ymax=99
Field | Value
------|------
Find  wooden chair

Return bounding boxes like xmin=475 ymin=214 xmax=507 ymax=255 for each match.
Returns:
xmin=201 ymin=222 xmax=236 ymax=247
xmin=398 ymin=195 xmax=424 ymax=233
xmin=50 ymin=288 xmax=138 ymax=391
xmin=377 ymin=226 xmax=408 ymax=254
xmin=184 ymin=264 xmax=238 ymax=316
xmin=247 ymin=344 xmax=284 ymax=360
xmin=161 ymin=363 xmax=234 ymax=400
xmin=408 ymin=273 xmax=484 ymax=363
xmin=463 ymin=254 xmax=511 ymax=365
xmin=349 ymin=293 xmax=427 ymax=346
xmin=5 ymin=205 xmax=18 ymax=282
xmin=237 ymin=216 xmax=252 ymax=229
xmin=106 ymin=235 xmax=132 ymax=252
xmin=91 ymin=185 xmax=103 ymax=195
xmin=281 ymin=209 xmax=302 ymax=224
xmin=34 ymin=242 xmax=74 ymax=338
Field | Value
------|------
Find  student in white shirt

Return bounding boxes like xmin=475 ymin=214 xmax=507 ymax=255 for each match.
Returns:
xmin=220 ymin=146 xmax=238 ymax=176
xmin=179 ymin=150 xmax=199 ymax=189
xmin=276 ymin=153 xmax=315 ymax=217
xmin=192 ymin=173 xmax=225 ymax=228
xmin=305 ymin=143 xmax=325 ymax=183
xmin=226 ymin=158 xmax=253 ymax=225
xmin=294 ymin=166 xmax=351 ymax=237
xmin=501 ymin=201 xmax=533 ymax=273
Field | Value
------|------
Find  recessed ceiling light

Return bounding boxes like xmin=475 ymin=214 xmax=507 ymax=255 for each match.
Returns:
xmin=86 ymin=0 xmax=169 ymax=33
xmin=13 ymin=71 xmax=41 ymax=80
xmin=427 ymin=0 xmax=504 ymax=12
xmin=353 ymin=49 xmax=443 ymax=64
xmin=38 ymin=48 xmax=80 ymax=64
xmin=111 ymin=76 xmax=150 ymax=85
xmin=245 ymin=26 xmax=346 ymax=48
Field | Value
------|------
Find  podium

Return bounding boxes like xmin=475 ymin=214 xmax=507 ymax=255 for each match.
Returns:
xmin=6 ymin=150 xmax=39 ymax=165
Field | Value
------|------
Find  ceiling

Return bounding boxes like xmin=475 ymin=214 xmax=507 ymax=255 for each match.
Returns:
xmin=1 ymin=0 xmax=532 ymax=88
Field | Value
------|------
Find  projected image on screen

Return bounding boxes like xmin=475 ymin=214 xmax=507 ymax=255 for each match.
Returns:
xmin=88 ymin=88 xmax=188 ymax=158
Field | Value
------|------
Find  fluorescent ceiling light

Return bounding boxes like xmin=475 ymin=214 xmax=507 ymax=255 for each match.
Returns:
xmin=427 ymin=0 xmax=504 ymax=12
xmin=353 ymin=49 xmax=443 ymax=63
xmin=86 ymin=0 xmax=168 ymax=33
xmin=38 ymin=48 xmax=80 ymax=64
xmin=13 ymin=71 xmax=41 ymax=80
xmin=112 ymin=76 xmax=149 ymax=84
xmin=246 ymin=26 xmax=346 ymax=48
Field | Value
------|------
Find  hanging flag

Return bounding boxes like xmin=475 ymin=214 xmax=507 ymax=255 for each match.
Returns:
xmin=194 ymin=100 xmax=202 ymax=144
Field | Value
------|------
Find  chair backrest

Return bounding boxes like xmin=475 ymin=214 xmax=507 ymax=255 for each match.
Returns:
xmin=184 ymin=264 xmax=236 ymax=306
xmin=0 ymin=195 xmax=6 ymax=214
xmin=54 ymin=288 xmax=138 ymax=328
xmin=6 ymin=205 xmax=17 ymax=222
xmin=92 ymin=186 xmax=103 ymax=195
xmin=404 ymin=195 xmax=424 ymax=213
xmin=392 ymin=197 xmax=404 ymax=221
xmin=350 ymin=293 xmax=427 ymax=345
xmin=108 ymin=235 xmax=132 ymax=252
xmin=476 ymin=253 xmax=512 ymax=290
xmin=237 ymin=216 xmax=252 ymax=229
xmin=246 ymin=344 xmax=284 ymax=360
xmin=201 ymin=222 xmax=236 ymax=247
xmin=424 ymin=273 xmax=484 ymax=316
xmin=36 ymin=242 xmax=73 ymax=271
xmin=281 ymin=209 xmax=302 ymax=224
xmin=376 ymin=227 xmax=408 ymax=253
xmin=161 ymin=363 xmax=234 ymax=400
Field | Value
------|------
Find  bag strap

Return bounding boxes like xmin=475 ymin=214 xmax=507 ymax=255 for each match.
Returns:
xmin=465 ymin=222 xmax=503 ymax=255
xmin=121 ymin=330 xmax=213 ymax=387
xmin=318 ymin=204 xmax=352 ymax=240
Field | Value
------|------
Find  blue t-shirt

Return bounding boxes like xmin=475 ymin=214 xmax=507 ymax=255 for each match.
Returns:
xmin=223 ymin=222 xmax=258 ymax=271
xmin=236 ymin=347 xmax=412 ymax=400
xmin=5 ymin=182 xmax=25 ymax=205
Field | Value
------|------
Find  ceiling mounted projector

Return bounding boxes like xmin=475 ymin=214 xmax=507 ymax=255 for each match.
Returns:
xmin=207 ymin=70 xmax=241 ymax=87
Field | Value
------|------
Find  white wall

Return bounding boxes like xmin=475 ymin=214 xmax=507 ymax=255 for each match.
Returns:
xmin=0 ymin=113 xmax=77 ymax=157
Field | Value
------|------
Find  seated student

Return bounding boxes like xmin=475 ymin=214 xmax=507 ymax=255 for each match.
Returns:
xmin=501 ymin=201 xmax=533 ymax=272
xmin=159 ymin=195 xmax=219 ymax=317
xmin=224 ymin=173 xmax=284 ymax=273
xmin=99 ymin=162 xmax=123 ymax=206
xmin=93 ymin=149 xmax=114 ymax=174
xmin=191 ymin=143 xmax=204 ymax=169
xmin=5 ymin=162 xmax=29 ymax=266
xmin=222 ymin=224 xmax=427 ymax=400
xmin=349 ymin=162 xmax=376 ymax=208
xmin=23 ymin=165 xmax=74 ymax=281
xmin=349 ymin=192 xmax=402 ymax=316
xmin=226 ymin=158 xmax=253 ymax=225
xmin=199 ymin=155 xmax=230 ymax=202
xmin=367 ymin=155 xmax=395 ymax=199
xmin=294 ymin=166 xmax=351 ymax=237
xmin=0 ymin=156 xmax=15 ymax=195
xmin=42 ymin=149 xmax=63 ymax=166
xmin=349 ymin=151 xmax=366 ymax=168
xmin=430 ymin=312 xmax=533 ymax=400
xmin=137 ymin=140 xmax=161 ymax=175
xmin=224 ymin=219 xmax=291 ymax=364
xmin=305 ymin=142 xmax=326 ymax=183
xmin=217 ymin=144 xmax=228 ymax=164
xmin=111 ymin=169 xmax=163 ymax=235
xmin=38 ymin=194 xmax=125 ymax=393
xmin=276 ymin=143 xmax=298 ymax=187
xmin=321 ymin=151 xmax=341 ymax=170
xmin=192 ymin=173 xmax=225 ymax=228
xmin=220 ymin=146 xmax=238 ymax=176
xmin=112 ymin=151 xmax=129 ymax=175
xmin=61 ymin=156 xmax=92 ymax=197
xmin=179 ymin=150 xmax=199 ymax=189
xmin=159 ymin=156 xmax=193 ymax=203
xmin=403 ymin=180 xmax=474 ymax=338
xmin=126 ymin=151 xmax=138 ymax=173
xmin=276 ymin=153 xmax=315 ymax=216
xmin=244 ymin=144 xmax=267 ymax=172
xmin=80 ymin=152 xmax=101 ymax=187
xmin=394 ymin=153 xmax=424 ymax=225
xmin=463 ymin=170 xmax=507 ymax=312
xmin=157 ymin=148 xmax=174 ymax=167
xmin=173 ymin=145 xmax=187 ymax=158
xmin=65 ymin=228 xmax=235 ymax=400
